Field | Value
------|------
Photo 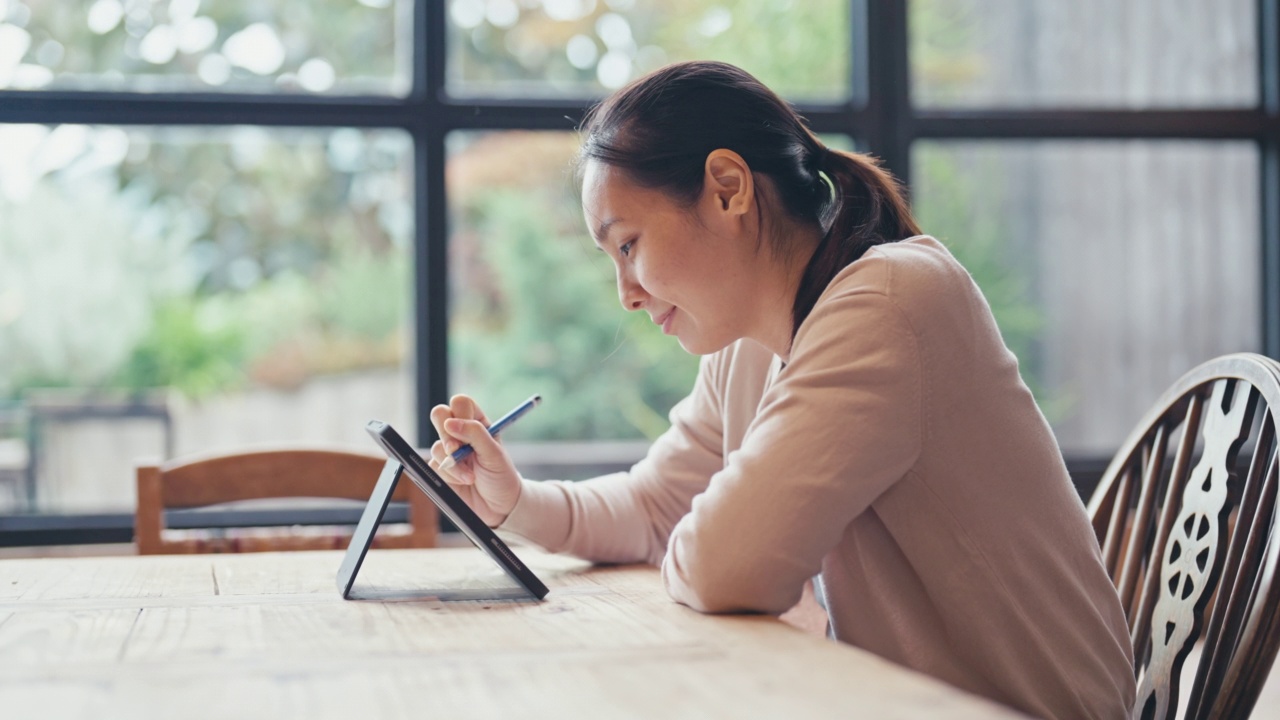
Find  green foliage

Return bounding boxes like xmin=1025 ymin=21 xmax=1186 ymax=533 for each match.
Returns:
xmin=20 ymin=0 xmax=401 ymax=92
xmin=909 ymin=0 xmax=986 ymax=104
xmin=449 ymin=0 xmax=849 ymax=100
xmin=649 ymin=0 xmax=851 ymax=100
xmin=0 ymin=125 xmax=411 ymax=402
xmin=116 ymin=298 xmax=246 ymax=398
xmin=0 ymin=178 xmax=185 ymax=398
xmin=317 ymin=243 xmax=409 ymax=342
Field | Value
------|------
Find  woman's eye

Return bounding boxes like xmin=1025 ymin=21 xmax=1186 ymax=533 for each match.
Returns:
xmin=619 ymin=240 xmax=634 ymax=258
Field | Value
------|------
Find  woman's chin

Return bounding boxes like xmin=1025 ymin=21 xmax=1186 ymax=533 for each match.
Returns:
xmin=676 ymin=332 xmax=733 ymax=357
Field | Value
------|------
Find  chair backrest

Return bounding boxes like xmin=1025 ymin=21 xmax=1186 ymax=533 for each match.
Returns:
xmin=1088 ymin=353 xmax=1280 ymax=720
xmin=136 ymin=448 xmax=437 ymax=554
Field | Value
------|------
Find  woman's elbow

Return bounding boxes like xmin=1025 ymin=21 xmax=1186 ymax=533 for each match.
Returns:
xmin=661 ymin=548 xmax=798 ymax=615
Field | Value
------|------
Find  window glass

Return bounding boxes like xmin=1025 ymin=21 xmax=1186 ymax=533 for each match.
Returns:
xmin=822 ymin=134 xmax=857 ymax=152
xmin=0 ymin=0 xmax=409 ymax=94
xmin=910 ymin=0 xmax=1257 ymax=108
xmin=447 ymin=130 xmax=700 ymax=478
xmin=447 ymin=0 xmax=851 ymax=101
xmin=912 ymin=140 xmax=1261 ymax=456
xmin=0 ymin=125 xmax=414 ymax=512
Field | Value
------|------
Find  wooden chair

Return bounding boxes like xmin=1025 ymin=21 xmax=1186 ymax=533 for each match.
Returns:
xmin=136 ymin=448 xmax=437 ymax=554
xmin=1088 ymin=353 xmax=1280 ymax=719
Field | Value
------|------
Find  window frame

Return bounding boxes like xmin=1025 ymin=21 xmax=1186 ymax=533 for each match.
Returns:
xmin=0 ymin=0 xmax=1276 ymax=545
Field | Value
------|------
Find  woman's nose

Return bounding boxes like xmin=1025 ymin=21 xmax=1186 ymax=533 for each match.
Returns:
xmin=617 ymin=270 xmax=646 ymax=311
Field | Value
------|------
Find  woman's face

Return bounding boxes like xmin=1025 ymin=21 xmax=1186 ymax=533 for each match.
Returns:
xmin=581 ymin=158 xmax=762 ymax=356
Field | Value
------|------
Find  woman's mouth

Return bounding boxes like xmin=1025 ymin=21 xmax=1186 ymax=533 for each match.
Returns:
xmin=658 ymin=308 xmax=677 ymax=335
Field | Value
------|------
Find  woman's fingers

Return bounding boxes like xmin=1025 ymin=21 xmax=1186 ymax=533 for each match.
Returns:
xmin=442 ymin=417 xmax=504 ymax=463
xmin=429 ymin=403 xmax=451 ymax=429
xmin=429 ymin=404 xmax=460 ymax=453
xmin=429 ymin=440 xmax=448 ymax=465
xmin=434 ymin=396 xmax=495 ymax=456
xmin=425 ymin=394 xmax=518 ymax=527
xmin=449 ymin=394 xmax=491 ymax=426
xmin=429 ymin=440 xmax=473 ymax=484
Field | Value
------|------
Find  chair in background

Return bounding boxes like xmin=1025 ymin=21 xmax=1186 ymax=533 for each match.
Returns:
xmin=136 ymin=448 xmax=437 ymax=554
xmin=1088 ymin=353 xmax=1280 ymax=719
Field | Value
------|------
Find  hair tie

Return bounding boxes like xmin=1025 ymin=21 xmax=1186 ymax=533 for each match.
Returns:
xmin=813 ymin=145 xmax=835 ymax=201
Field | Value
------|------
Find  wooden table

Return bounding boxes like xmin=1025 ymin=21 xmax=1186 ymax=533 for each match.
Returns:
xmin=0 ymin=547 xmax=1023 ymax=719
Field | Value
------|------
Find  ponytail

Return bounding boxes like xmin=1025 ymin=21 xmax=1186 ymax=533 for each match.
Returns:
xmin=793 ymin=147 xmax=921 ymax=334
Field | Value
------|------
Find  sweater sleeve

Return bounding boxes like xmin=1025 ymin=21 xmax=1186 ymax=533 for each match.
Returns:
xmin=497 ymin=353 xmax=727 ymax=566
xmin=661 ymin=288 xmax=923 ymax=614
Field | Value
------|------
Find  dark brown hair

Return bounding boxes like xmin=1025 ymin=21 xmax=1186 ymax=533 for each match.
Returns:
xmin=577 ymin=60 xmax=921 ymax=336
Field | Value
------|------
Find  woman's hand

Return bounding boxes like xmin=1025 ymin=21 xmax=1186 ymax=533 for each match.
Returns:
xmin=428 ymin=394 xmax=523 ymax=528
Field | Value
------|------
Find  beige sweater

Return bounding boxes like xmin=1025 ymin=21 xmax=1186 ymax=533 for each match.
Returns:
xmin=500 ymin=235 xmax=1135 ymax=719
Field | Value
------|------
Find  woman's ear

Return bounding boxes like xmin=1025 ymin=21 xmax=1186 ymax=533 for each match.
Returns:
xmin=703 ymin=149 xmax=753 ymax=217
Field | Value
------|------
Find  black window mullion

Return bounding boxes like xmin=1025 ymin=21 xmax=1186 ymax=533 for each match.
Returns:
xmin=863 ymin=0 xmax=912 ymax=186
xmin=422 ymin=101 xmax=869 ymax=134
xmin=415 ymin=0 xmax=440 ymax=104
xmin=796 ymin=107 xmax=870 ymax=138
xmin=436 ymin=100 xmax=589 ymax=130
xmin=0 ymin=91 xmax=417 ymax=128
xmin=1264 ymin=0 xmax=1279 ymax=115
xmin=913 ymin=109 xmax=1272 ymax=140
xmin=412 ymin=0 xmax=446 ymax=447
xmin=1263 ymin=140 xmax=1280 ymax=361
xmin=412 ymin=121 xmax=447 ymax=450
xmin=1261 ymin=0 xmax=1280 ymax=359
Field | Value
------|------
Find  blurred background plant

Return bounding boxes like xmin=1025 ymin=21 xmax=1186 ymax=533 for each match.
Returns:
xmin=1 ymin=0 xmax=404 ymax=93
xmin=448 ymin=0 xmax=848 ymax=99
xmin=0 ymin=123 xmax=412 ymax=407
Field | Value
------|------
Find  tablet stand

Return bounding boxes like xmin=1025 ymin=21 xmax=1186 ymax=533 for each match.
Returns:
xmin=336 ymin=459 xmax=404 ymax=599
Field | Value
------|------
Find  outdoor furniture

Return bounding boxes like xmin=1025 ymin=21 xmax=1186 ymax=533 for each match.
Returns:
xmin=1087 ymin=353 xmax=1280 ymax=719
xmin=0 ymin=406 xmax=27 ymax=511
xmin=26 ymin=389 xmax=173 ymax=512
xmin=135 ymin=448 xmax=437 ymax=554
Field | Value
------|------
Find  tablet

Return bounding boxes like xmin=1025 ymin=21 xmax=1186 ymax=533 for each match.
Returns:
xmin=336 ymin=420 xmax=549 ymax=601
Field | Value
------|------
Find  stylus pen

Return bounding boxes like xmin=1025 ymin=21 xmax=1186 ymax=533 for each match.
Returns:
xmin=438 ymin=394 xmax=542 ymax=471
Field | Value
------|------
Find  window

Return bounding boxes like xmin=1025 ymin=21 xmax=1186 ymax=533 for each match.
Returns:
xmin=0 ymin=0 xmax=1275 ymax=542
xmin=1 ymin=124 xmax=413 ymax=512
xmin=7 ymin=0 xmax=409 ymax=93
xmin=446 ymin=0 xmax=851 ymax=100
xmin=913 ymin=140 xmax=1261 ymax=456
xmin=910 ymin=0 xmax=1257 ymax=109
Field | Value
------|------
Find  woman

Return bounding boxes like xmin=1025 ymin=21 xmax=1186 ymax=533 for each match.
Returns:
xmin=429 ymin=61 xmax=1135 ymax=719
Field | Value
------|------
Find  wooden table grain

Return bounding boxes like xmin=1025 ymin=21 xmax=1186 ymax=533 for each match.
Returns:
xmin=0 ymin=547 xmax=1024 ymax=719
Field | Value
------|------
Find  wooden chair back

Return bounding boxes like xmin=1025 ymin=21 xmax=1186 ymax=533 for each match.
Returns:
xmin=136 ymin=448 xmax=437 ymax=554
xmin=1088 ymin=353 xmax=1280 ymax=719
